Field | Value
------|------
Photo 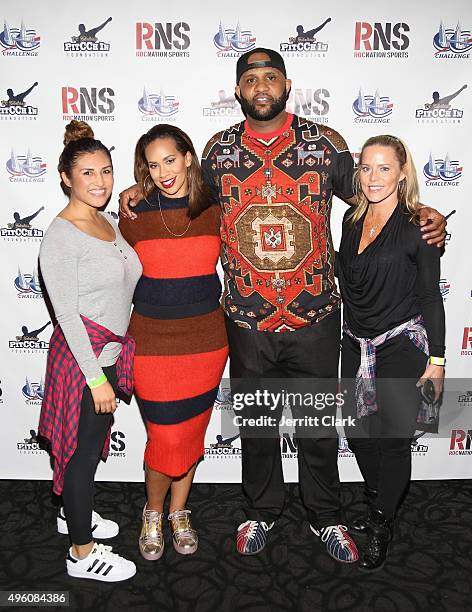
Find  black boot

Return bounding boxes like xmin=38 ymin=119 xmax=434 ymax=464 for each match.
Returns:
xmin=349 ymin=486 xmax=377 ymax=536
xmin=358 ymin=508 xmax=393 ymax=571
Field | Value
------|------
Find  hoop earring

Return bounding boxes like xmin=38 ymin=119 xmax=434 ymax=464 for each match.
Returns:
xmin=144 ymin=173 xmax=155 ymax=195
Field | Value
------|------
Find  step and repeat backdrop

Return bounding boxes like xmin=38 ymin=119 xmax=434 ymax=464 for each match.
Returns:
xmin=1 ymin=1 xmax=471 ymax=484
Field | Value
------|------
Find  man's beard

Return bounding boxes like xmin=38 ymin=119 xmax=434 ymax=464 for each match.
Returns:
xmin=238 ymin=89 xmax=290 ymax=121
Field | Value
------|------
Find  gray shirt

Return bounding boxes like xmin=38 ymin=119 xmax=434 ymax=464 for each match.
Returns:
xmin=39 ymin=212 xmax=142 ymax=381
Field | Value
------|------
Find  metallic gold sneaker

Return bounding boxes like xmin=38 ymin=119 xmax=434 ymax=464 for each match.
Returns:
xmin=168 ymin=509 xmax=198 ymax=555
xmin=139 ymin=504 xmax=164 ymax=561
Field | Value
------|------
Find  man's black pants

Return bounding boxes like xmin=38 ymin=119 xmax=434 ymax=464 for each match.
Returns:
xmin=225 ymin=311 xmax=342 ymax=530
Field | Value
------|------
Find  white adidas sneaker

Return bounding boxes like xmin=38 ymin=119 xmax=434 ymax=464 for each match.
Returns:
xmin=66 ymin=542 xmax=136 ymax=582
xmin=57 ymin=508 xmax=119 ymax=539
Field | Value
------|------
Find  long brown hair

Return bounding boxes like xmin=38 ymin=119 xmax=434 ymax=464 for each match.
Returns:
xmin=134 ymin=124 xmax=213 ymax=219
xmin=351 ymin=134 xmax=421 ymax=224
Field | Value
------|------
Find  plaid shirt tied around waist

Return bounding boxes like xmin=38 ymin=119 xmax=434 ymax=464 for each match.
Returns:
xmin=39 ymin=316 xmax=135 ymax=495
xmin=343 ymin=315 xmax=434 ymax=423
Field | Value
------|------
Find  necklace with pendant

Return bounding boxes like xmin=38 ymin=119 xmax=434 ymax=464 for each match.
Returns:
xmin=144 ymin=190 xmax=191 ymax=237
xmin=367 ymin=207 xmax=378 ymax=239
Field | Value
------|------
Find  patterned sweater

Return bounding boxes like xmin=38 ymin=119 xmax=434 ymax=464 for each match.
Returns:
xmin=202 ymin=113 xmax=355 ymax=332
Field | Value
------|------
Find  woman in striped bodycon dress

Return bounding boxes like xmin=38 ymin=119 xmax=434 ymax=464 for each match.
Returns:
xmin=119 ymin=125 xmax=228 ymax=560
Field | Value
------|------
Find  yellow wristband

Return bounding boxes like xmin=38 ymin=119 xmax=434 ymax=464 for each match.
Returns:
xmin=87 ymin=373 xmax=108 ymax=388
xmin=429 ymin=356 xmax=446 ymax=366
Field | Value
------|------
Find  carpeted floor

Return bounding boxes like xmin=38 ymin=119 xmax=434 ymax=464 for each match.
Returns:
xmin=0 ymin=479 xmax=471 ymax=612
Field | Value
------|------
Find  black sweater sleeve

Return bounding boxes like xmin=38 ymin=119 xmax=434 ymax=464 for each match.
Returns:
xmin=333 ymin=150 xmax=355 ymax=201
xmin=415 ymin=233 xmax=445 ymax=357
xmin=201 ymin=152 xmax=221 ymax=206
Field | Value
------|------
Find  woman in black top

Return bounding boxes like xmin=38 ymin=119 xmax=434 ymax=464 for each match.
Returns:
xmin=337 ymin=135 xmax=445 ymax=571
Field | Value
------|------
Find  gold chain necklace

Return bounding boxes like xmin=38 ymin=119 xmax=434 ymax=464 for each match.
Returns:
xmin=144 ymin=191 xmax=191 ymax=237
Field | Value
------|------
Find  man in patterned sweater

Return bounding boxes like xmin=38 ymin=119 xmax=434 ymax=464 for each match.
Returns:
xmin=119 ymin=48 xmax=445 ymax=563
xmin=200 ymin=48 xmax=445 ymax=561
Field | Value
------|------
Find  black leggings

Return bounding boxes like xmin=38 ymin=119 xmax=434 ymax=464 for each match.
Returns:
xmin=341 ymin=333 xmax=428 ymax=519
xmin=61 ymin=364 xmax=116 ymax=544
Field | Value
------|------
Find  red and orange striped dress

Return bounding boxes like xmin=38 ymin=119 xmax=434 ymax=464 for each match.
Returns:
xmin=119 ymin=193 xmax=228 ymax=476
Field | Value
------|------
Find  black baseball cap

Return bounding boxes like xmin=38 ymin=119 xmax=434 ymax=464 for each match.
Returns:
xmin=236 ymin=47 xmax=287 ymax=84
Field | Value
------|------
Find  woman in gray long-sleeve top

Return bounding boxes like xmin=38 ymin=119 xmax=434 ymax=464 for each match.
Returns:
xmin=39 ymin=120 xmax=142 ymax=582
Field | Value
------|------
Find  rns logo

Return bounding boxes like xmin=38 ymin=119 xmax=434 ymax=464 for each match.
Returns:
xmin=462 ymin=327 xmax=472 ymax=355
xmin=110 ymin=430 xmax=126 ymax=456
xmin=62 ymin=87 xmax=115 ymax=120
xmin=449 ymin=429 xmax=472 ymax=454
xmin=136 ymin=22 xmax=190 ymax=57
xmin=281 ymin=433 xmax=298 ymax=457
xmin=289 ymin=89 xmax=330 ymax=122
xmin=354 ymin=22 xmax=410 ymax=57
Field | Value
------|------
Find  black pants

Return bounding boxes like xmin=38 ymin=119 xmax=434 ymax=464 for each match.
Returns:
xmin=225 ymin=311 xmax=342 ymax=529
xmin=61 ymin=364 xmax=117 ymax=544
xmin=341 ymin=333 xmax=427 ymax=519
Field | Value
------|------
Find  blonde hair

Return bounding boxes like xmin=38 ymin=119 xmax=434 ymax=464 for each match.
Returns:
xmin=350 ymin=134 xmax=421 ymax=224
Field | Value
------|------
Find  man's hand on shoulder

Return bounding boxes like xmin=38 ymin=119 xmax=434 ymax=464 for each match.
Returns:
xmin=119 ymin=184 xmax=143 ymax=220
xmin=419 ymin=206 xmax=446 ymax=247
